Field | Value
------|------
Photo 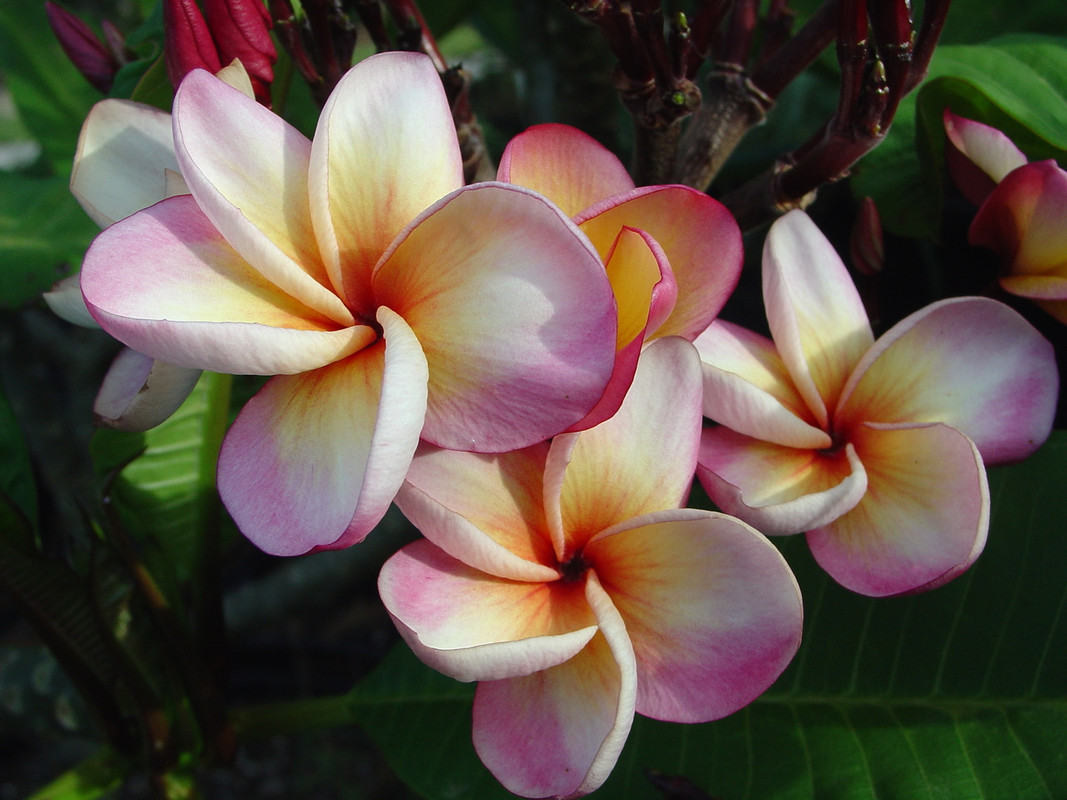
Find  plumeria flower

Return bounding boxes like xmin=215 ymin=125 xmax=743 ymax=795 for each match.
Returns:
xmin=379 ymin=337 xmax=803 ymax=799
xmin=79 ymin=52 xmax=619 ymax=556
xmin=43 ymin=65 xmax=254 ymax=430
xmin=498 ymin=123 xmax=742 ymax=426
xmin=944 ymin=109 xmax=1067 ymax=324
xmin=696 ymin=210 xmax=1058 ymax=597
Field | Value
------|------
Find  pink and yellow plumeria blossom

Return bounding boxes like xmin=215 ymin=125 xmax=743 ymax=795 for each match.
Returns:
xmin=379 ymin=337 xmax=803 ymax=799
xmin=696 ymin=210 xmax=1058 ymax=597
xmin=944 ymin=109 xmax=1067 ymax=324
xmin=498 ymin=123 xmax=742 ymax=426
xmin=79 ymin=51 xmax=618 ymax=556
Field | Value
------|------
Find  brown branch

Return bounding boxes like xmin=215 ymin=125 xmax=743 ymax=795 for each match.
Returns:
xmin=676 ymin=0 xmax=839 ymax=190
xmin=721 ymin=0 xmax=955 ymax=231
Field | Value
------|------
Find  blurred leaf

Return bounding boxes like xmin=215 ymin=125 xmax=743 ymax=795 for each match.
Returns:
xmin=852 ymin=35 xmax=1067 ymax=239
xmin=0 ymin=171 xmax=98 ymax=309
xmin=24 ymin=747 xmax=126 ymax=800
xmin=938 ymin=0 xmax=1067 ymax=44
xmin=352 ymin=431 xmax=1067 ymax=799
xmin=91 ymin=371 xmax=230 ymax=586
xmin=0 ymin=382 xmax=37 ymax=528
xmin=0 ymin=0 xmax=100 ymax=173
xmin=0 ymin=490 xmax=129 ymax=747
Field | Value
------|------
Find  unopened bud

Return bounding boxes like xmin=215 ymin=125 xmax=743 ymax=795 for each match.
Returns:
xmin=45 ymin=2 xmax=120 ymax=93
xmin=204 ymin=0 xmax=277 ymax=105
xmin=163 ymin=0 xmax=223 ymax=90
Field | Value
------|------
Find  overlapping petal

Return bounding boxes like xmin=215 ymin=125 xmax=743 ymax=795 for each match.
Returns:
xmin=762 ymin=209 xmax=874 ymax=424
xmin=217 ymin=308 xmax=427 ymax=555
xmin=380 ymin=539 xmax=596 ymax=684
xmin=93 ymin=348 xmax=203 ymax=431
xmin=71 ymin=99 xmax=181 ymax=227
xmin=695 ymin=319 xmax=832 ymax=449
xmin=173 ymin=70 xmax=352 ymax=325
xmin=836 ymin=297 xmax=1058 ymax=464
xmin=970 ymin=160 xmax=1067 ymax=278
xmin=472 ymin=573 xmax=637 ymax=800
xmin=576 ymin=185 xmax=742 ymax=341
xmin=81 ymin=195 xmax=375 ymax=375
xmin=396 ymin=442 xmax=560 ymax=581
xmin=943 ymin=109 xmax=1028 ymax=206
xmin=562 ymin=225 xmax=677 ymax=433
xmin=588 ymin=509 xmax=802 ymax=723
xmin=555 ymin=338 xmax=703 ymax=546
xmin=697 ymin=427 xmax=867 ymax=535
xmin=310 ymin=51 xmax=464 ymax=307
xmin=497 ymin=123 xmax=635 ymax=218
xmin=807 ymin=422 xmax=989 ymax=597
xmin=375 ymin=182 xmax=617 ymax=453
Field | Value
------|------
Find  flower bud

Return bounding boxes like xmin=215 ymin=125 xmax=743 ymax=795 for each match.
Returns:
xmin=45 ymin=2 xmax=120 ymax=93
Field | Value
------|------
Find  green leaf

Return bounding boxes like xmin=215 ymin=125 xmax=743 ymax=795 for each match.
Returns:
xmin=351 ymin=431 xmax=1067 ymax=799
xmin=91 ymin=371 xmax=231 ymax=586
xmin=852 ymin=36 xmax=1067 ymax=239
xmin=0 ymin=171 xmax=99 ymax=309
xmin=24 ymin=748 xmax=126 ymax=800
xmin=0 ymin=0 xmax=100 ymax=173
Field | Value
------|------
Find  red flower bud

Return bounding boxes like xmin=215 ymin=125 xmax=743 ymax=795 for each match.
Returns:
xmin=45 ymin=2 xmax=120 ymax=94
xmin=163 ymin=0 xmax=223 ymax=90
xmin=204 ymin=0 xmax=277 ymax=105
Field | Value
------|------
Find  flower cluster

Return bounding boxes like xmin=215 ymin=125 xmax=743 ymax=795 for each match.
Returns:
xmin=68 ymin=50 xmax=1059 ymax=798
xmin=945 ymin=109 xmax=1067 ymax=324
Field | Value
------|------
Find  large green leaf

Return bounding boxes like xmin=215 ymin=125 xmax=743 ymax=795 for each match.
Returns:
xmin=348 ymin=431 xmax=1067 ymax=799
xmin=852 ymin=35 xmax=1067 ymax=239
xmin=0 ymin=171 xmax=99 ymax=309
xmin=91 ymin=371 xmax=231 ymax=587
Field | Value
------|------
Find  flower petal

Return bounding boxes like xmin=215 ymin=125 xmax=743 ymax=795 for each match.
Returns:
xmin=43 ymin=274 xmax=98 ymax=328
xmin=970 ymin=160 xmax=1067 ymax=279
xmin=836 ymin=297 xmax=1058 ymax=464
xmin=607 ymin=226 xmax=676 ymax=349
xmin=577 ymin=185 xmax=742 ymax=340
xmin=697 ymin=427 xmax=867 ymax=535
xmin=497 ymin=123 xmax=635 ymax=218
xmin=587 ymin=508 xmax=802 ymax=722
xmin=472 ymin=572 xmax=637 ymax=799
xmin=999 ymin=273 xmax=1067 ymax=300
xmin=762 ymin=209 xmax=874 ymax=426
xmin=564 ymin=226 xmax=678 ymax=433
xmin=310 ymin=51 xmax=464 ymax=308
xmin=81 ymin=195 xmax=375 ymax=375
xmin=217 ymin=309 xmax=427 ymax=554
xmin=395 ymin=441 xmax=561 ymax=581
xmin=943 ymin=110 xmax=1028 ymax=206
xmin=173 ymin=69 xmax=353 ymax=326
xmin=71 ymin=99 xmax=180 ymax=227
xmin=558 ymin=337 xmax=704 ymax=543
xmin=379 ymin=539 xmax=596 ymax=683
xmin=93 ymin=348 xmax=202 ymax=431
xmin=695 ymin=319 xmax=832 ymax=449
xmin=375 ymin=183 xmax=617 ymax=452
xmin=807 ymin=422 xmax=988 ymax=597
